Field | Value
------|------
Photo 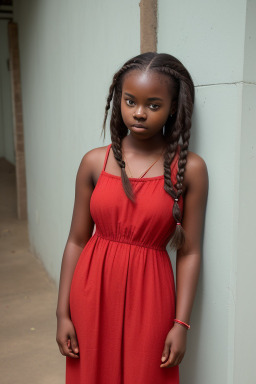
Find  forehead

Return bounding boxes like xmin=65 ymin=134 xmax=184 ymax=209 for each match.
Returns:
xmin=122 ymin=70 xmax=172 ymax=99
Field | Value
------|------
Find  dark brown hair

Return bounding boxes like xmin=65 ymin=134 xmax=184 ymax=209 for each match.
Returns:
xmin=102 ymin=52 xmax=195 ymax=250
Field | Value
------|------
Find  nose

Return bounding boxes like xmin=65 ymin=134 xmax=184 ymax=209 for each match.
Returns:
xmin=133 ymin=105 xmax=147 ymax=120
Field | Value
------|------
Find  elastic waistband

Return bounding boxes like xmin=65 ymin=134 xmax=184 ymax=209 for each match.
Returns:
xmin=94 ymin=232 xmax=166 ymax=251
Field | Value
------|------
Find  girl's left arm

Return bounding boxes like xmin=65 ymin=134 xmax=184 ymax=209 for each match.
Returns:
xmin=160 ymin=151 xmax=209 ymax=368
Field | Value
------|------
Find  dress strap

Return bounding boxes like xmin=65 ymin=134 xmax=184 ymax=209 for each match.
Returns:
xmin=103 ymin=144 xmax=112 ymax=171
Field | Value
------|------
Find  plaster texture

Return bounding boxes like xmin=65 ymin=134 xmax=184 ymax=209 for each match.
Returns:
xmin=158 ymin=1 xmax=256 ymax=383
xmin=9 ymin=1 xmax=256 ymax=383
xmin=14 ymin=0 xmax=140 ymax=283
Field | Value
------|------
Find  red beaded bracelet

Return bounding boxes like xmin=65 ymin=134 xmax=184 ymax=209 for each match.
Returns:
xmin=173 ymin=319 xmax=191 ymax=330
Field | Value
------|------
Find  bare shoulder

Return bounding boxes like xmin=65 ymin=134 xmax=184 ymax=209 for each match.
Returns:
xmin=78 ymin=145 xmax=110 ymax=183
xmin=183 ymin=151 xmax=208 ymax=193
xmin=81 ymin=145 xmax=109 ymax=167
xmin=185 ymin=151 xmax=208 ymax=174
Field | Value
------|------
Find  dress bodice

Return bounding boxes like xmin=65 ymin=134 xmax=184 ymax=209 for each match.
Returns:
xmin=90 ymin=144 xmax=183 ymax=250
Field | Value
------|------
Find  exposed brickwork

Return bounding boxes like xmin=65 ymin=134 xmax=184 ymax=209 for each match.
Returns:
xmin=8 ymin=22 xmax=27 ymax=220
xmin=140 ymin=0 xmax=157 ymax=53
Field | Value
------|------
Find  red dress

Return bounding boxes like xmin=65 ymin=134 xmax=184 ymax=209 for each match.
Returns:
xmin=66 ymin=143 xmax=183 ymax=384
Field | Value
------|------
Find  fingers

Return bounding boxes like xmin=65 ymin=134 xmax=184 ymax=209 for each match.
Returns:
xmin=70 ymin=332 xmax=79 ymax=355
xmin=67 ymin=338 xmax=80 ymax=358
xmin=56 ymin=318 xmax=80 ymax=359
xmin=160 ymin=343 xmax=170 ymax=365
xmin=160 ymin=347 xmax=184 ymax=368
xmin=176 ymin=354 xmax=184 ymax=366
xmin=58 ymin=342 xmax=65 ymax=356
xmin=57 ymin=337 xmax=79 ymax=359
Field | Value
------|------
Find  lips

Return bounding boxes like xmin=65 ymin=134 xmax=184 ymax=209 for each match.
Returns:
xmin=132 ymin=124 xmax=146 ymax=128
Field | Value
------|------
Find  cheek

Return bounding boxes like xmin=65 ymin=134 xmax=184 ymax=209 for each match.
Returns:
xmin=151 ymin=110 xmax=170 ymax=127
xmin=120 ymin=102 xmax=129 ymax=121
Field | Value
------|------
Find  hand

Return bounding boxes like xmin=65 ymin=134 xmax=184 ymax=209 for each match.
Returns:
xmin=56 ymin=316 xmax=80 ymax=359
xmin=160 ymin=324 xmax=187 ymax=368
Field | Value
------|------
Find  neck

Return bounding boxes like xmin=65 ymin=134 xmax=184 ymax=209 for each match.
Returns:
xmin=122 ymin=132 xmax=166 ymax=154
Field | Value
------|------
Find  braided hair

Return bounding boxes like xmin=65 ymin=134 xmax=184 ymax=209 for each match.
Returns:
xmin=102 ymin=52 xmax=195 ymax=250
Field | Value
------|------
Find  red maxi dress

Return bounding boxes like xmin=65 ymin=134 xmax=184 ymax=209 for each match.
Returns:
xmin=66 ymin=143 xmax=183 ymax=384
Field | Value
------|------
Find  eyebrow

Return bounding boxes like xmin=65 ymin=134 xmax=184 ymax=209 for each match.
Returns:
xmin=124 ymin=92 xmax=163 ymax=102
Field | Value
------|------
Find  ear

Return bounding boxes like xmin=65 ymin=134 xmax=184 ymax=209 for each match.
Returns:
xmin=170 ymin=99 xmax=177 ymax=116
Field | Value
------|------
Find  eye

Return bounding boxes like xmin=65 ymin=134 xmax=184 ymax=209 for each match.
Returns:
xmin=125 ymin=99 xmax=135 ymax=107
xmin=149 ymin=104 xmax=160 ymax=111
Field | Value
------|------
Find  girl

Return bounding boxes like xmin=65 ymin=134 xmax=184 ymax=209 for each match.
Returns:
xmin=56 ymin=52 xmax=208 ymax=383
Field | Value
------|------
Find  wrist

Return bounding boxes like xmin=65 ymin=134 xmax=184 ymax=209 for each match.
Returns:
xmin=173 ymin=322 xmax=188 ymax=332
xmin=56 ymin=309 xmax=70 ymax=319
xmin=173 ymin=318 xmax=191 ymax=330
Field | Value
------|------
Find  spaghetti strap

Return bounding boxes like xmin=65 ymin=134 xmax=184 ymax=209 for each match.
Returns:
xmin=103 ymin=144 xmax=112 ymax=171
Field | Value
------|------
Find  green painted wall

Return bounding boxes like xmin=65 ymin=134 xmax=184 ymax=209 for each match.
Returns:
xmin=14 ymin=0 xmax=140 ymax=283
xmin=158 ymin=1 xmax=256 ymax=383
xmin=14 ymin=1 xmax=256 ymax=383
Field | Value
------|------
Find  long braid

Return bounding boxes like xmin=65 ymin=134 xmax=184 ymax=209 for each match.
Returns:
xmin=102 ymin=52 xmax=194 ymax=249
xmin=110 ymin=85 xmax=134 ymax=201
xmin=159 ymin=65 xmax=194 ymax=249
xmin=101 ymin=80 xmax=116 ymax=141
xmin=162 ymin=124 xmax=183 ymax=248
xmin=102 ymin=60 xmax=149 ymax=202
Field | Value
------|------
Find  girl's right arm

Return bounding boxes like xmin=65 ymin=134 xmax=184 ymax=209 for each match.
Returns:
xmin=56 ymin=151 xmax=96 ymax=359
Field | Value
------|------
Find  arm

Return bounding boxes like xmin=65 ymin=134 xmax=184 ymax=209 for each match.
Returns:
xmin=56 ymin=152 xmax=95 ymax=359
xmin=160 ymin=152 xmax=208 ymax=368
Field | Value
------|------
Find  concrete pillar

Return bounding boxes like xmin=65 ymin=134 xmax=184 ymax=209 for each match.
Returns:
xmin=158 ymin=1 xmax=256 ymax=383
xmin=140 ymin=0 xmax=157 ymax=53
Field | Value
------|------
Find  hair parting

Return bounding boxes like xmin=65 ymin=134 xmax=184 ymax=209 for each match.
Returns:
xmin=102 ymin=52 xmax=195 ymax=249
